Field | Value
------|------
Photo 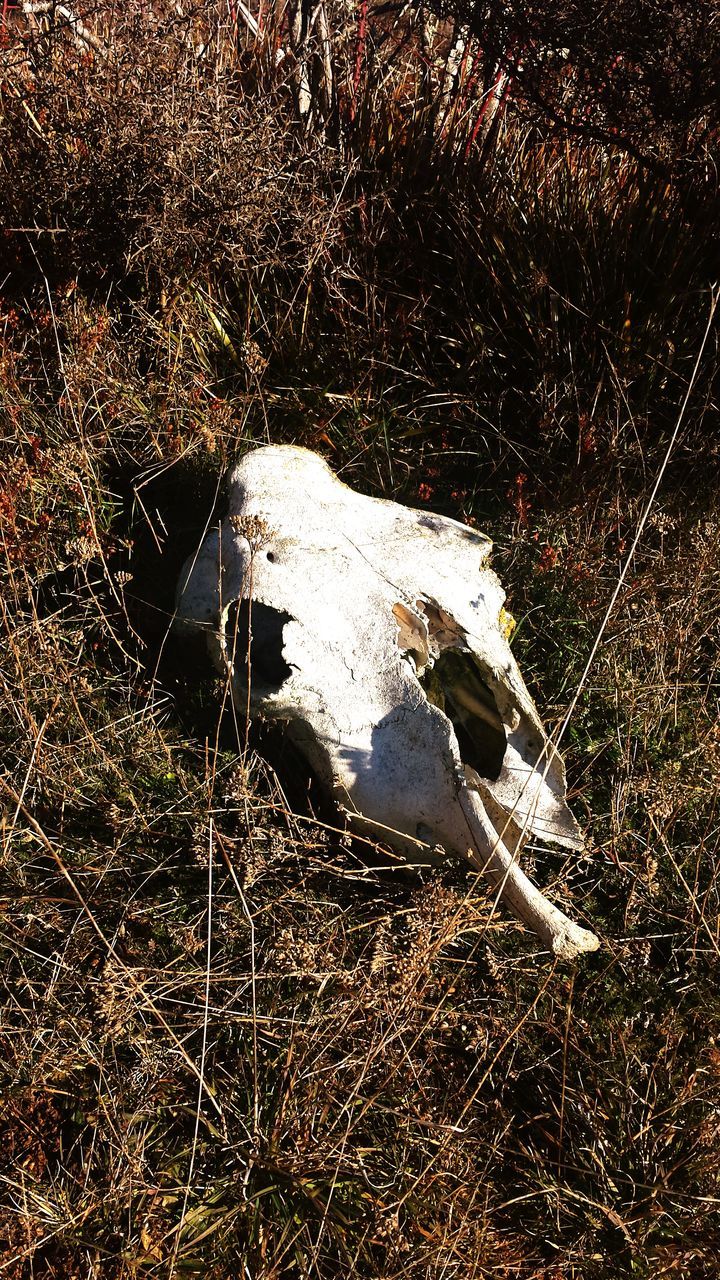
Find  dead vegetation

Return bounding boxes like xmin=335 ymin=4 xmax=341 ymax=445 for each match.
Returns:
xmin=1 ymin=2 xmax=719 ymax=1276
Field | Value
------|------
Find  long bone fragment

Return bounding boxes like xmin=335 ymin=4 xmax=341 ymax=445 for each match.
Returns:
xmin=176 ymin=445 xmax=600 ymax=959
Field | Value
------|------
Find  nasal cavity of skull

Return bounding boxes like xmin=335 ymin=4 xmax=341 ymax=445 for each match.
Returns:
xmin=420 ymin=649 xmax=506 ymax=782
xmin=226 ymin=599 xmax=293 ymax=689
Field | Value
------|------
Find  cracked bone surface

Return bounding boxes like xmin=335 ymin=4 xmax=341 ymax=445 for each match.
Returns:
xmin=176 ymin=445 xmax=600 ymax=960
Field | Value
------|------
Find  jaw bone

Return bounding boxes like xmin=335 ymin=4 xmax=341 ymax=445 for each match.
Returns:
xmin=176 ymin=444 xmax=600 ymax=960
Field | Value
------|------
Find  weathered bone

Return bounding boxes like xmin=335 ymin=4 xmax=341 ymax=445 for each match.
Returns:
xmin=176 ymin=445 xmax=600 ymax=959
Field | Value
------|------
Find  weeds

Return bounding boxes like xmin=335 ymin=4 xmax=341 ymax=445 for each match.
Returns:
xmin=1 ymin=3 xmax=719 ymax=1277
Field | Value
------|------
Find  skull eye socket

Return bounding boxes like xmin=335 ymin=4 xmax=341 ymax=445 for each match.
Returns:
xmin=226 ymin=598 xmax=293 ymax=690
xmin=419 ymin=650 xmax=506 ymax=782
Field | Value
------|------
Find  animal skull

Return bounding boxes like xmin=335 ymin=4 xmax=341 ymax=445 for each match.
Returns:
xmin=176 ymin=445 xmax=600 ymax=959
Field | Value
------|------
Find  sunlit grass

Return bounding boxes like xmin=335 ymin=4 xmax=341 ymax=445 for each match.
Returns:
xmin=1 ymin=4 xmax=719 ymax=1276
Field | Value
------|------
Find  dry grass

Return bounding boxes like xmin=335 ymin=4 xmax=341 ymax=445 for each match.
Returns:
xmin=1 ymin=4 xmax=720 ymax=1277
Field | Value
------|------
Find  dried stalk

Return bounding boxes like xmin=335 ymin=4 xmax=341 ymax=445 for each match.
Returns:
xmin=23 ymin=0 xmax=106 ymax=54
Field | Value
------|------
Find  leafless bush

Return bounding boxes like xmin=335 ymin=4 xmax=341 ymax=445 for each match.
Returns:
xmin=435 ymin=0 xmax=720 ymax=181
xmin=0 ymin=2 xmax=340 ymax=293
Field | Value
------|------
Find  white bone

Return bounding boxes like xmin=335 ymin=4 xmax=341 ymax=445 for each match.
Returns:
xmin=176 ymin=445 xmax=600 ymax=959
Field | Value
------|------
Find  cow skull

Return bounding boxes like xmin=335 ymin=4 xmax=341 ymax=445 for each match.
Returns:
xmin=176 ymin=445 xmax=599 ymax=959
